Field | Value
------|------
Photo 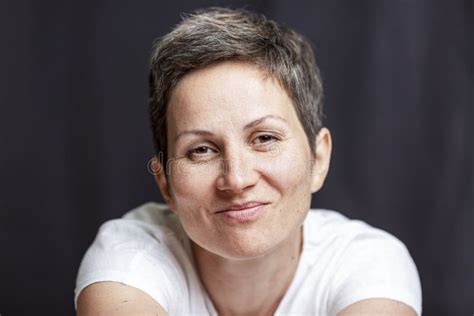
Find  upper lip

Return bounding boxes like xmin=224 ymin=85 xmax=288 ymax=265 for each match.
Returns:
xmin=217 ymin=201 xmax=270 ymax=213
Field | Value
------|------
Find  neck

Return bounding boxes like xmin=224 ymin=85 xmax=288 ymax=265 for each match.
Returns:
xmin=191 ymin=225 xmax=303 ymax=316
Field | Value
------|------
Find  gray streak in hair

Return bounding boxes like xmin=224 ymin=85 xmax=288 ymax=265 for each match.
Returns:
xmin=149 ymin=7 xmax=324 ymax=167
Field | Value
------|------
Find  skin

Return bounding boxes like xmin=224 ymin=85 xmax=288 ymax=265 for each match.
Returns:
xmin=77 ymin=282 xmax=168 ymax=316
xmin=76 ymin=60 xmax=417 ymax=316
xmin=162 ymin=61 xmax=328 ymax=259
xmin=155 ymin=60 xmax=331 ymax=315
xmin=76 ymin=282 xmax=416 ymax=315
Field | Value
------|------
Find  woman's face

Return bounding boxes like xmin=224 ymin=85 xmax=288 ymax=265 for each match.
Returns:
xmin=155 ymin=61 xmax=331 ymax=259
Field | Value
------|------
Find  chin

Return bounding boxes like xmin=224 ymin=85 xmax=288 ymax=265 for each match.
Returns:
xmin=211 ymin=231 xmax=283 ymax=260
xmin=222 ymin=244 xmax=271 ymax=260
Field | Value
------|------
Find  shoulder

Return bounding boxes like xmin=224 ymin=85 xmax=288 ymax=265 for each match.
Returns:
xmin=305 ymin=208 xmax=401 ymax=242
xmin=304 ymin=209 xmax=411 ymax=258
xmin=74 ymin=202 xmax=191 ymax=313
xmin=304 ymin=209 xmax=422 ymax=315
xmin=94 ymin=202 xmax=186 ymax=247
xmin=81 ymin=202 xmax=187 ymax=266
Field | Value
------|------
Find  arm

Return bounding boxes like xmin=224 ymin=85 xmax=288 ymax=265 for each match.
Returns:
xmin=337 ymin=298 xmax=417 ymax=316
xmin=76 ymin=281 xmax=169 ymax=316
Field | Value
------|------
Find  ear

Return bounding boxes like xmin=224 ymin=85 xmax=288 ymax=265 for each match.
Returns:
xmin=150 ymin=155 xmax=175 ymax=210
xmin=310 ymin=128 xmax=332 ymax=193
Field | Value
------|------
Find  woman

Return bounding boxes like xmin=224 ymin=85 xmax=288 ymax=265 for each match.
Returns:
xmin=75 ymin=7 xmax=422 ymax=316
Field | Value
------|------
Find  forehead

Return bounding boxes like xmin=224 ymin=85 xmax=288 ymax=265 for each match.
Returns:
xmin=166 ymin=61 xmax=300 ymax=135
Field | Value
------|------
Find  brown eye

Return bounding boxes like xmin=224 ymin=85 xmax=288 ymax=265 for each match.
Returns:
xmin=186 ymin=145 xmax=217 ymax=160
xmin=194 ymin=146 xmax=210 ymax=154
xmin=253 ymin=134 xmax=279 ymax=145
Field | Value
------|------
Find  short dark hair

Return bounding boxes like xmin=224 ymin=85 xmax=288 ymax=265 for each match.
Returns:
xmin=149 ymin=7 xmax=324 ymax=166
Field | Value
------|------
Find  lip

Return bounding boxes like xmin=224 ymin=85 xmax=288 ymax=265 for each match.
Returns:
xmin=216 ymin=201 xmax=270 ymax=223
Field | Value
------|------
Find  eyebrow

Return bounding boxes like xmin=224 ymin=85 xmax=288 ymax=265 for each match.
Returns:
xmin=174 ymin=115 xmax=288 ymax=142
xmin=244 ymin=115 xmax=288 ymax=130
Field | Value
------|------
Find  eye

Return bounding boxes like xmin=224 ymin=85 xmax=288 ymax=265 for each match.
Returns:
xmin=252 ymin=134 xmax=280 ymax=145
xmin=186 ymin=145 xmax=217 ymax=160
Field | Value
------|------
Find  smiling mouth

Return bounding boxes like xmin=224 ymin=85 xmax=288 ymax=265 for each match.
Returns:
xmin=216 ymin=202 xmax=270 ymax=223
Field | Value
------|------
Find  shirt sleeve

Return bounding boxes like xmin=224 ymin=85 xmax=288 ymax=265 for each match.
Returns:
xmin=328 ymin=227 xmax=422 ymax=315
xmin=74 ymin=218 xmax=182 ymax=312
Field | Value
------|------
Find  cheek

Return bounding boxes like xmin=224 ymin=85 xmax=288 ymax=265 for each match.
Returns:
xmin=168 ymin=159 xmax=220 ymax=203
xmin=167 ymin=161 xmax=219 ymax=237
xmin=259 ymin=145 xmax=313 ymax=192
xmin=257 ymin=142 xmax=314 ymax=220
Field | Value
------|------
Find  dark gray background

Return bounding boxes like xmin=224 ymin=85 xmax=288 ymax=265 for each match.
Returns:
xmin=0 ymin=0 xmax=472 ymax=315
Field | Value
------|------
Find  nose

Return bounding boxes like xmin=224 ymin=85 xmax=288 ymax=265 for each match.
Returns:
xmin=216 ymin=148 xmax=259 ymax=194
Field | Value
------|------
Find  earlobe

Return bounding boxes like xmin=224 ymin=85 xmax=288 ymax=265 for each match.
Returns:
xmin=151 ymin=156 xmax=174 ymax=208
xmin=310 ymin=128 xmax=332 ymax=193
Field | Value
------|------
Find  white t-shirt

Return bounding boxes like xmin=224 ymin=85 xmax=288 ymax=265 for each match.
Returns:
xmin=74 ymin=202 xmax=422 ymax=315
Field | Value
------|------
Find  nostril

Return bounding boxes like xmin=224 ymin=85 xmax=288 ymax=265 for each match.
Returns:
xmin=216 ymin=165 xmax=257 ymax=193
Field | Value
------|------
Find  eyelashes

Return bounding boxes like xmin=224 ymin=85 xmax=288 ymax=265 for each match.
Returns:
xmin=185 ymin=133 xmax=282 ymax=161
xmin=186 ymin=146 xmax=216 ymax=157
xmin=253 ymin=134 xmax=279 ymax=145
